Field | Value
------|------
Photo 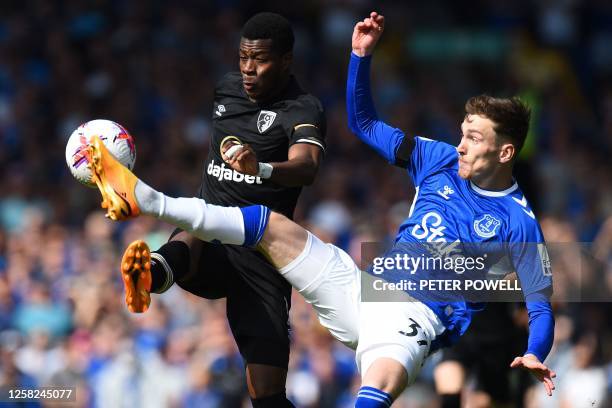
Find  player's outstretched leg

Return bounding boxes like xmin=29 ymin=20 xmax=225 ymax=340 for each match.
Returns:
xmin=88 ymin=135 xmax=140 ymax=220
xmin=87 ymin=135 xmax=247 ymax=245
xmin=87 ymin=138 xmax=358 ymax=346
xmin=120 ymin=240 xmax=152 ymax=313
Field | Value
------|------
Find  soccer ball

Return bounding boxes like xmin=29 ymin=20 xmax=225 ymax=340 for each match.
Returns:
xmin=65 ymin=119 xmax=136 ymax=187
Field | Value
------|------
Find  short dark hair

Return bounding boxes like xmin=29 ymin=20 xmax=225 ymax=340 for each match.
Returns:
xmin=242 ymin=12 xmax=294 ymax=55
xmin=465 ymin=95 xmax=531 ymax=154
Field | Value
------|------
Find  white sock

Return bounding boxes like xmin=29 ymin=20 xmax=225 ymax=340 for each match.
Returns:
xmin=134 ymin=180 xmax=245 ymax=245
xmin=134 ymin=180 xmax=165 ymax=216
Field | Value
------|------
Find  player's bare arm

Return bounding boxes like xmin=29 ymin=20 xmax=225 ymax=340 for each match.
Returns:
xmin=270 ymin=143 xmax=321 ymax=186
xmin=222 ymin=139 xmax=322 ymax=187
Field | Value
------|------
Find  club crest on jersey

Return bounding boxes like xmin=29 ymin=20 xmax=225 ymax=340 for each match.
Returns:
xmin=473 ymin=214 xmax=501 ymax=238
xmin=257 ymin=110 xmax=277 ymax=133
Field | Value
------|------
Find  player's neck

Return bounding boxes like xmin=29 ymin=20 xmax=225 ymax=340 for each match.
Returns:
xmin=252 ymin=74 xmax=291 ymax=104
xmin=470 ymin=167 xmax=514 ymax=192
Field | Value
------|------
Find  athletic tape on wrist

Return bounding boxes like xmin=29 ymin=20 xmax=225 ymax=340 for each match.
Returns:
xmin=257 ymin=162 xmax=273 ymax=179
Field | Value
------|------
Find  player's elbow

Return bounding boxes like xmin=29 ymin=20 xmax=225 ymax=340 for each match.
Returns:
xmin=349 ymin=114 xmax=373 ymax=136
xmin=302 ymin=154 xmax=322 ymax=185
xmin=282 ymin=160 xmax=319 ymax=187
xmin=346 ymin=107 xmax=369 ymax=138
xmin=301 ymin=167 xmax=318 ymax=186
xmin=347 ymin=117 xmax=359 ymax=137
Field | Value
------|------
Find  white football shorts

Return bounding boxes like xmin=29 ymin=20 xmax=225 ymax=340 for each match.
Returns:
xmin=279 ymin=232 xmax=445 ymax=382
xmin=356 ymin=300 xmax=445 ymax=383
xmin=279 ymin=231 xmax=361 ymax=349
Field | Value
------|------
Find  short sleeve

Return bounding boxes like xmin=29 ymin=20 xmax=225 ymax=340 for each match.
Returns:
xmin=285 ymin=97 xmax=326 ymax=153
xmin=211 ymin=72 xmax=239 ymax=120
xmin=508 ymin=221 xmax=553 ymax=297
xmin=408 ymin=137 xmax=458 ymax=186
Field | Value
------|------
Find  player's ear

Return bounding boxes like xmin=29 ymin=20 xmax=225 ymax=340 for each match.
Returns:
xmin=499 ymin=143 xmax=515 ymax=164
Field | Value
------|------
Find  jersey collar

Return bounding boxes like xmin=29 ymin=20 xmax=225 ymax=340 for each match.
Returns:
xmin=469 ymin=180 xmax=518 ymax=197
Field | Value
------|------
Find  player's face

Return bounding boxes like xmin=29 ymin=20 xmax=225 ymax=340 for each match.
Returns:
xmin=456 ymin=114 xmax=502 ymax=180
xmin=239 ymin=38 xmax=290 ymax=102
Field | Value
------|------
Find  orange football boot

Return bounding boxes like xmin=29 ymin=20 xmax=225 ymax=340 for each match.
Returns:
xmin=120 ymin=240 xmax=152 ymax=313
xmin=88 ymin=135 xmax=140 ymax=220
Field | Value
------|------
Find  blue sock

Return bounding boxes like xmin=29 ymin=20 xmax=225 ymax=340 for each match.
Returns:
xmin=355 ymin=386 xmax=392 ymax=407
xmin=240 ymin=205 xmax=271 ymax=247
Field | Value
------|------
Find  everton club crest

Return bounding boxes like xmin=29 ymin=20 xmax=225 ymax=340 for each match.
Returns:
xmin=473 ymin=214 xmax=501 ymax=238
xmin=257 ymin=110 xmax=277 ymax=133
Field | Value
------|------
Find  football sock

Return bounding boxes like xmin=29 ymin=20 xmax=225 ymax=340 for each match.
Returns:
xmin=134 ymin=180 xmax=164 ymax=216
xmin=440 ymin=393 xmax=461 ymax=408
xmin=251 ymin=392 xmax=294 ymax=408
xmin=355 ymin=386 xmax=392 ymax=407
xmin=134 ymin=180 xmax=269 ymax=246
xmin=160 ymin=196 xmax=245 ymax=244
xmin=240 ymin=204 xmax=270 ymax=246
xmin=149 ymin=240 xmax=190 ymax=293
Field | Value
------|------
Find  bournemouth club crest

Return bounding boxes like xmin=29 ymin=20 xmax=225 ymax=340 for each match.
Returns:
xmin=473 ymin=214 xmax=501 ymax=238
xmin=257 ymin=110 xmax=277 ymax=133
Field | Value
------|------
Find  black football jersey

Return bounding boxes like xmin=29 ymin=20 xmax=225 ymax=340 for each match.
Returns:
xmin=199 ymin=72 xmax=326 ymax=218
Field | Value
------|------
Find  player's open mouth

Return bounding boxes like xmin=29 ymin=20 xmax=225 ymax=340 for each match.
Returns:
xmin=243 ymin=81 xmax=256 ymax=91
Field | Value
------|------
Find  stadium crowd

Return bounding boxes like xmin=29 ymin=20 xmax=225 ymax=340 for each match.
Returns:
xmin=0 ymin=1 xmax=610 ymax=407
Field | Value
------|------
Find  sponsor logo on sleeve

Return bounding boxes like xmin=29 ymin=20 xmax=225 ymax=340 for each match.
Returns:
xmin=537 ymin=243 xmax=553 ymax=276
xmin=215 ymin=104 xmax=226 ymax=117
xmin=437 ymin=185 xmax=455 ymax=200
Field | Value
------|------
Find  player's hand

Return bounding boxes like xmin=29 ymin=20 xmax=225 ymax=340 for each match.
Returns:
xmin=510 ymin=355 xmax=557 ymax=396
xmin=221 ymin=141 xmax=259 ymax=176
xmin=352 ymin=12 xmax=385 ymax=57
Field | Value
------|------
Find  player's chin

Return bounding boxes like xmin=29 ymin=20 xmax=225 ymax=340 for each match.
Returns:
xmin=243 ymin=85 xmax=259 ymax=100
xmin=457 ymin=168 xmax=471 ymax=180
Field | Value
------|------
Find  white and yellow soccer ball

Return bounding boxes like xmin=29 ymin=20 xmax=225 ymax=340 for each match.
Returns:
xmin=65 ymin=119 xmax=136 ymax=187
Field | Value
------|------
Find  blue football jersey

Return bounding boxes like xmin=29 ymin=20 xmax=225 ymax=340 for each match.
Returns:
xmin=347 ymin=52 xmax=554 ymax=359
xmin=373 ymin=137 xmax=553 ymax=338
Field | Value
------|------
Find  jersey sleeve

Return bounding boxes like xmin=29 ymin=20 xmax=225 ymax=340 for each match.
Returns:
xmin=285 ymin=97 xmax=326 ymax=153
xmin=407 ymin=137 xmax=459 ymax=186
xmin=346 ymin=53 xmax=407 ymax=165
xmin=508 ymin=218 xmax=553 ymax=297
xmin=524 ymin=289 xmax=555 ymax=362
xmin=508 ymin=214 xmax=555 ymax=361
xmin=211 ymin=72 xmax=239 ymax=120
